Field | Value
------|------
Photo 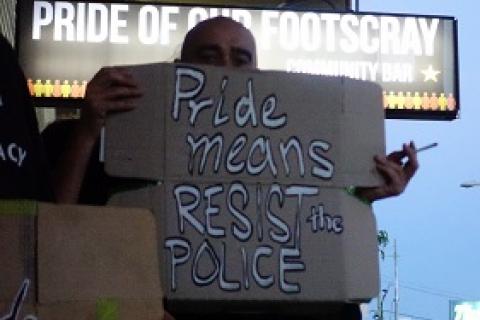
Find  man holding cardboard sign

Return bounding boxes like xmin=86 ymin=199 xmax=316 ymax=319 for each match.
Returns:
xmin=44 ymin=16 xmax=417 ymax=206
xmin=42 ymin=17 xmax=418 ymax=319
xmin=177 ymin=17 xmax=418 ymax=204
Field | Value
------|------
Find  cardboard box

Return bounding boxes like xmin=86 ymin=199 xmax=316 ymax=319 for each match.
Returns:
xmin=105 ymin=63 xmax=384 ymax=313
xmin=0 ymin=201 xmax=164 ymax=319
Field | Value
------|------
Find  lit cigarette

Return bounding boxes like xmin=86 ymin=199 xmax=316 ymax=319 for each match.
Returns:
xmin=415 ymin=142 xmax=438 ymax=154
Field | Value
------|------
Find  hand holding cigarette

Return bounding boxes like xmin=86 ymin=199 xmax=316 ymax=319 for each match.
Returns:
xmin=401 ymin=142 xmax=437 ymax=163
xmin=355 ymin=141 xmax=423 ymax=202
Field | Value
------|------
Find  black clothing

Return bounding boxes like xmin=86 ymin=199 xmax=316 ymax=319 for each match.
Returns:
xmin=42 ymin=119 xmax=110 ymax=205
xmin=170 ymin=303 xmax=362 ymax=320
xmin=42 ymin=120 xmax=149 ymax=205
xmin=0 ymin=35 xmax=53 ymax=201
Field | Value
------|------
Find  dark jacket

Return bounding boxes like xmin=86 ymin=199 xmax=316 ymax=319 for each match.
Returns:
xmin=0 ymin=35 xmax=53 ymax=201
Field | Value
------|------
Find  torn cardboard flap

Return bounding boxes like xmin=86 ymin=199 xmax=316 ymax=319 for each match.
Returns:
xmin=105 ymin=63 xmax=385 ymax=187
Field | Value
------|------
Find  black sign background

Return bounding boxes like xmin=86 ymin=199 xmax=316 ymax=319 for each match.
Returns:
xmin=16 ymin=0 xmax=459 ymax=120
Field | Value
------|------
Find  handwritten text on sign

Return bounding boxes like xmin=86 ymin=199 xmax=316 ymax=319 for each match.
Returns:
xmin=105 ymin=62 xmax=383 ymax=300
xmin=164 ymin=66 xmax=342 ymax=294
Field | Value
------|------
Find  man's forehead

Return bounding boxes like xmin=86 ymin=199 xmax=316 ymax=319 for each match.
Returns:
xmin=186 ymin=18 xmax=256 ymax=52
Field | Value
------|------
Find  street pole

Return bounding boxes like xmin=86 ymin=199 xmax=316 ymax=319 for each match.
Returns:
xmin=394 ymin=239 xmax=399 ymax=320
xmin=376 ymin=288 xmax=388 ymax=319
xmin=376 ymin=290 xmax=381 ymax=319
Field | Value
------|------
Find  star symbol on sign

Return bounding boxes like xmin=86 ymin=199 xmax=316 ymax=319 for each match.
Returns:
xmin=421 ymin=65 xmax=441 ymax=82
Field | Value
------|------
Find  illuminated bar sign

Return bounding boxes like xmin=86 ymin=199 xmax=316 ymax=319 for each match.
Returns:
xmin=16 ymin=0 xmax=459 ymax=120
xmin=450 ymin=301 xmax=480 ymax=320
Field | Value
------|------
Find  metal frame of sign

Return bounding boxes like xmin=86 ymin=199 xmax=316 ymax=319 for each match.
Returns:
xmin=15 ymin=0 xmax=459 ymax=120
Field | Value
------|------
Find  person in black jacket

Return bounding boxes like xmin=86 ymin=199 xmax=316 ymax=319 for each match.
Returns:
xmin=0 ymin=34 xmax=53 ymax=201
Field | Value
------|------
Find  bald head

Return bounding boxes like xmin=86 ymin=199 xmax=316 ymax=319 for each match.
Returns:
xmin=180 ymin=17 xmax=257 ymax=69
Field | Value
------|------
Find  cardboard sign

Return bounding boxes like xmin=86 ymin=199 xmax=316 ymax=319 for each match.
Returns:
xmin=105 ymin=63 xmax=384 ymax=311
xmin=109 ymin=184 xmax=379 ymax=308
xmin=105 ymin=63 xmax=385 ymax=187
xmin=0 ymin=201 xmax=164 ymax=319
